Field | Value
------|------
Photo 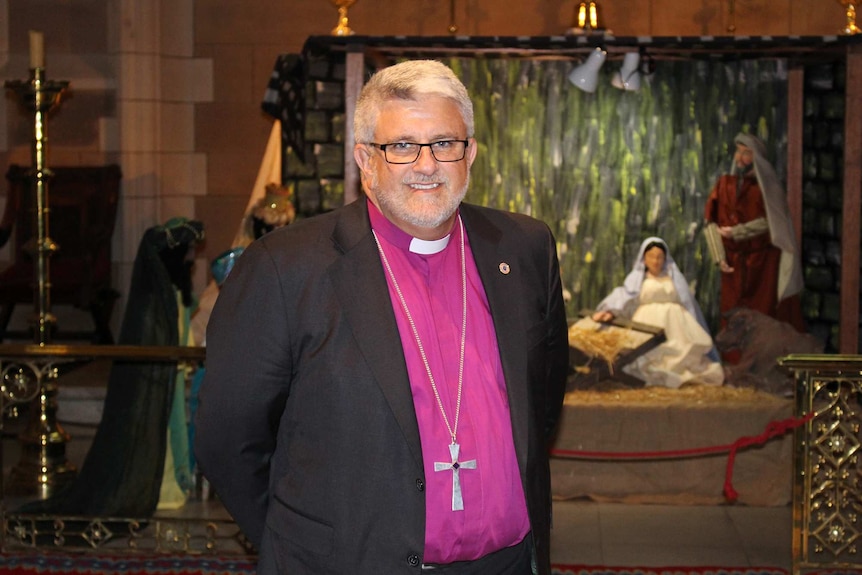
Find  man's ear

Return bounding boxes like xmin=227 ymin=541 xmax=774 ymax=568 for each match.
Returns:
xmin=465 ymin=137 xmax=478 ymax=168
xmin=354 ymin=143 xmax=373 ymax=175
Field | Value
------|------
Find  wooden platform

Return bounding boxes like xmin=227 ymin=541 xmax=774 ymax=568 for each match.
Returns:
xmin=550 ymin=385 xmax=793 ymax=506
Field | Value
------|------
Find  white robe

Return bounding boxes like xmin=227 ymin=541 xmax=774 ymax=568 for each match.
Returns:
xmin=594 ymin=237 xmax=724 ymax=389
xmin=623 ymin=275 xmax=724 ymax=389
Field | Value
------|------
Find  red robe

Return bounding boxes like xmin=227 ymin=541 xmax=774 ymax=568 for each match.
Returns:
xmin=705 ymin=174 xmax=784 ymax=324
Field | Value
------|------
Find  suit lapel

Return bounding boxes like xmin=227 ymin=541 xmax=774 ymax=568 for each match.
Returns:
xmin=460 ymin=206 xmax=530 ymax=468
xmin=327 ymin=201 xmax=531 ymax=472
xmin=329 ymin=200 xmax=424 ymax=470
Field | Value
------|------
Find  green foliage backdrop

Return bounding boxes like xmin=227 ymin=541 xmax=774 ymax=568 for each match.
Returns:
xmin=448 ymin=57 xmax=787 ymax=329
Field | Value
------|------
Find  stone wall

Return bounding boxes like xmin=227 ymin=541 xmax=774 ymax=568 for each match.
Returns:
xmin=801 ymin=62 xmax=851 ymax=353
xmin=283 ymin=54 xmax=349 ymax=220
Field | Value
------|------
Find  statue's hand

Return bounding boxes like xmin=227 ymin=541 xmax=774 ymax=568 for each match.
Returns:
xmin=592 ymin=310 xmax=614 ymax=322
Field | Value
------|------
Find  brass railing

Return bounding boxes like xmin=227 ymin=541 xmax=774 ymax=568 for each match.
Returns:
xmin=780 ymin=354 xmax=862 ymax=575
xmin=0 ymin=344 xmax=253 ymax=555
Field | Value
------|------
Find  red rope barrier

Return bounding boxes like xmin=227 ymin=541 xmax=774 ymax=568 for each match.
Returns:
xmin=550 ymin=412 xmax=814 ymax=502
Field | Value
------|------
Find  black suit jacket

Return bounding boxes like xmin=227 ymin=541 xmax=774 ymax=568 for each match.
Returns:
xmin=194 ymin=199 xmax=568 ymax=574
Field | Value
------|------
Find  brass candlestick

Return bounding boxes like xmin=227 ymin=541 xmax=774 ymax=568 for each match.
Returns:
xmin=566 ymin=1 xmax=602 ymax=34
xmin=329 ymin=0 xmax=357 ymax=36
xmin=4 ymin=67 xmax=74 ymax=498
xmin=838 ymin=0 xmax=861 ymax=34
xmin=5 ymin=69 xmax=68 ymax=345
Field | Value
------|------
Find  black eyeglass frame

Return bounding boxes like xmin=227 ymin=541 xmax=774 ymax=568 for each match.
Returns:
xmin=368 ymin=139 xmax=470 ymax=164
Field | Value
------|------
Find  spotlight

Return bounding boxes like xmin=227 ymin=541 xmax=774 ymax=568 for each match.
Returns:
xmin=568 ymin=47 xmax=607 ymax=93
xmin=611 ymin=52 xmax=641 ymax=91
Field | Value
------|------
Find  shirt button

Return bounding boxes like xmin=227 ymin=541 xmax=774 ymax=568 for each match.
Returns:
xmin=407 ymin=554 xmax=421 ymax=566
xmin=416 ymin=478 xmax=425 ymax=491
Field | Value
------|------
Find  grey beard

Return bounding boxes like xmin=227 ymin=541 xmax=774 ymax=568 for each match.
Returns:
xmin=734 ymin=163 xmax=754 ymax=196
xmin=734 ymin=163 xmax=754 ymax=178
xmin=372 ymin=174 xmax=470 ymax=230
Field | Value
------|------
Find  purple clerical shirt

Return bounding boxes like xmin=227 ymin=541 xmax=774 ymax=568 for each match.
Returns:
xmin=368 ymin=201 xmax=529 ymax=564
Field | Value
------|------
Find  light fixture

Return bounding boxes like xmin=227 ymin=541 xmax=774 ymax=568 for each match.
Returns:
xmin=611 ymin=52 xmax=641 ymax=91
xmin=568 ymin=47 xmax=607 ymax=93
xmin=576 ymin=1 xmax=600 ymax=30
xmin=566 ymin=1 xmax=604 ymax=35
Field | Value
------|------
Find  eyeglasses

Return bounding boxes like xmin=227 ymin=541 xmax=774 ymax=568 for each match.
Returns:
xmin=368 ymin=140 xmax=469 ymax=164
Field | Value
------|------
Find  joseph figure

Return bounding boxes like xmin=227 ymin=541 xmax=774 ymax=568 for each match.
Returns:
xmin=703 ymin=132 xmax=804 ymax=333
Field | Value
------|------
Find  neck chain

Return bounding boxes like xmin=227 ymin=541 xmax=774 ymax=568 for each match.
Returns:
xmin=372 ymin=217 xmax=467 ymax=445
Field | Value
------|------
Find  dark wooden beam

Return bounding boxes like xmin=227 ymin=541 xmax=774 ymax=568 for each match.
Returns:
xmin=787 ymin=67 xmax=804 ymax=247
xmin=840 ymin=46 xmax=862 ymax=353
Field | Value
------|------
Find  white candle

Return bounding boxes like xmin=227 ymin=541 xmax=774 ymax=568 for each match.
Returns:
xmin=29 ymin=30 xmax=45 ymax=69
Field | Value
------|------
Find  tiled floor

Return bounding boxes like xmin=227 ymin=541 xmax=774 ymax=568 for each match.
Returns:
xmin=549 ymin=499 xmax=791 ymax=568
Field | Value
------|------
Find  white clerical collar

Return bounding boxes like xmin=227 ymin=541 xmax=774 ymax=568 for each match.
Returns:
xmin=409 ymin=235 xmax=451 ymax=255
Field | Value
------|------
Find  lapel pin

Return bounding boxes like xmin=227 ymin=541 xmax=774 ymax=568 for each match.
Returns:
xmin=499 ymin=262 xmax=511 ymax=275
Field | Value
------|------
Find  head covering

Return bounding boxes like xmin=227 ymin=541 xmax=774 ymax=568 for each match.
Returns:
xmin=153 ymin=218 xmax=205 ymax=307
xmin=597 ymin=237 xmax=718 ymax=360
xmin=733 ymin=133 xmax=803 ymax=301
xmin=154 ymin=217 xmax=205 ymax=250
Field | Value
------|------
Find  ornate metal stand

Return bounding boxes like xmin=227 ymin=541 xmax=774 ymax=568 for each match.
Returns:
xmin=779 ymin=354 xmax=862 ymax=575
xmin=4 ymin=68 xmax=72 ymax=498
xmin=0 ymin=345 xmax=253 ymax=555
xmin=1 ymin=354 xmax=74 ymax=500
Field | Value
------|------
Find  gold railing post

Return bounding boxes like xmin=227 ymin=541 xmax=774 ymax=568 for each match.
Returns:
xmin=779 ymin=354 xmax=862 ymax=575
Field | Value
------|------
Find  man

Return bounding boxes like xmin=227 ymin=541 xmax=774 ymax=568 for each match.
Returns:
xmin=703 ymin=132 xmax=804 ymax=332
xmin=194 ymin=60 xmax=569 ymax=574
